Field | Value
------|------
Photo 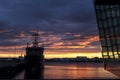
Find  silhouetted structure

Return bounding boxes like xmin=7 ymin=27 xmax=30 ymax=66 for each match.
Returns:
xmin=0 ymin=59 xmax=24 ymax=79
xmin=94 ymin=0 xmax=120 ymax=70
xmin=94 ymin=0 xmax=120 ymax=59
xmin=24 ymin=31 xmax=44 ymax=79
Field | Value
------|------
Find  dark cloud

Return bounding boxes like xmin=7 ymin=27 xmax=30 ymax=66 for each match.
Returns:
xmin=0 ymin=0 xmax=100 ymax=54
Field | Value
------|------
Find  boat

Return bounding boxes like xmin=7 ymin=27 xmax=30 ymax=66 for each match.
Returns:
xmin=24 ymin=31 xmax=44 ymax=79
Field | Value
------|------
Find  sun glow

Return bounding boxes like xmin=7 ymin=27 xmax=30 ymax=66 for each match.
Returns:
xmin=45 ymin=52 xmax=102 ymax=59
xmin=0 ymin=51 xmax=102 ymax=59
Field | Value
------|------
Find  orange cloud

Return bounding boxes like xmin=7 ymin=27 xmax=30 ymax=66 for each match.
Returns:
xmin=0 ymin=30 xmax=101 ymax=58
xmin=30 ymin=30 xmax=45 ymax=35
xmin=19 ymin=32 xmax=25 ymax=38
xmin=52 ymin=42 xmax=64 ymax=46
xmin=74 ymin=34 xmax=81 ymax=37
xmin=47 ymin=35 xmax=99 ymax=49
xmin=15 ymin=31 xmax=25 ymax=38
xmin=77 ymin=35 xmax=99 ymax=48
xmin=66 ymin=32 xmax=73 ymax=35
xmin=0 ymin=30 xmax=11 ymax=34
xmin=48 ymin=45 xmax=84 ymax=49
xmin=0 ymin=45 xmax=26 ymax=50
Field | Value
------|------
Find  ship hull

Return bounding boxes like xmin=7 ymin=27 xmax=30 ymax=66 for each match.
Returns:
xmin=24 ymin=55 xmax=44 ymax=79
xmin=25 ymin=47 xmax=44 ymax=79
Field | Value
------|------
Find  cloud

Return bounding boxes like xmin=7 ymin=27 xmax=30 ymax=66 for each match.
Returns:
xmin=0 ymin=0 xmax=101 ymax=55
xmin=0 ymin=30 xmax=10 ymax=34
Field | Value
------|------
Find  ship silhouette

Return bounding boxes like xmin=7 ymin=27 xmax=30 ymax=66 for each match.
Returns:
xmin=24 ymin=31 xmax=44 ymax=79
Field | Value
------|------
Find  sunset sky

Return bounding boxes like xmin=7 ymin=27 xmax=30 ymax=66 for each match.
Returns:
xmin=0 ymin=0 xmax=101 ymax=58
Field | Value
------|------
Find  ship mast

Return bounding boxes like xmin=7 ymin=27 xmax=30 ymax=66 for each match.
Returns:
xmin=32 ymin=30 xmax=39 ymax=47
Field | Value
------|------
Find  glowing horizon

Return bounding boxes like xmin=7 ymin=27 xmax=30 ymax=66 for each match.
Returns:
xmin=0 ymin=51 xmax=102 ymax=59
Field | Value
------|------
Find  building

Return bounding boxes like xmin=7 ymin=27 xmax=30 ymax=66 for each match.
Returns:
xmin=94 ymin=1 xmax=120 ymax=75
xmin=94 ymin=0 xmax=120 ymax=60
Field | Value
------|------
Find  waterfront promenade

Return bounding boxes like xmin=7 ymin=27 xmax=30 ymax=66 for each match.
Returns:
xmin=106 ymin=62 xmax=120 ymax=78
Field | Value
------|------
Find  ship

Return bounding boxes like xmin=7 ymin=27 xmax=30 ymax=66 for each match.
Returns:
xmin=24 ymin=31 xmax=44 ymax=79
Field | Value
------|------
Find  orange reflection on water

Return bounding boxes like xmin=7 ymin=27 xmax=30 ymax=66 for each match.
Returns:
xmin=44 ymin=62 xmax=119 ymax=79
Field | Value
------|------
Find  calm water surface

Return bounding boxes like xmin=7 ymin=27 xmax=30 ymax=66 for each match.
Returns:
xmin=14 ymin=62 xmax=119 ymax=79
xmin=44 ymin=62 xmax=119 ymax=79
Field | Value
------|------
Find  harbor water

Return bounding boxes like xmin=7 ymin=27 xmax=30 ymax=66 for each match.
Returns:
xmin=14 ymin=62 xmax=119 ymax=79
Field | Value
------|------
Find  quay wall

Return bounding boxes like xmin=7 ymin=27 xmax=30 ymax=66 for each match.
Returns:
xmin=0 ymin=62 xmax=25 ymax=79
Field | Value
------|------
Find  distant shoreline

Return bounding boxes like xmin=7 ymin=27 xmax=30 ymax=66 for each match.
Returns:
xmin=45 ymin=62 xmax=104 ymax=67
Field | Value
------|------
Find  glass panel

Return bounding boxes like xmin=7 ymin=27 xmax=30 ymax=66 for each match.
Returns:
xmin=103 ymin=52 xmax=108 ymax=55
xmin=98 ymin=20 xmax=103 ymax=28
xmin=112 ymin=7 xmax=118 ymax=17
xmin=118 ymin=45 xmax=120 ymax=51
xmin=114 ymin=52 xmax=118 ymax=55
xmin=108 ymin=46 xmax=112 ymax=52
xmin=115 ymin=27 xmax=119 ymax=35
xmin=100 ymin=6 xmax=105 ymax=10
xmin=96 ymin=5 xmax=100 ymax=9
xmin=99 ymin=29 xmax=105 ymax=37
xmin=105 ymin=5 xmax=110 ymax=9
xmin=110 ymin=28 xmax=114 ymax=35
xmin=105 ymin=29 xmax=109 ymax=35
xmin=101 ymin=40 xmax=106 ymax=46
xmin=117 ymin=27 xmax=120 ymax=35
xmin=113 ymin=46 xmax=117 ymax=52
xmin=112 ymin=9 xmax=115 ymax=17
xmin=118 ymin=52 xmax=120 ymax=55
xmin=114 ymin=51 xmax=119 ymax=58
xmin=115 ymin=54 xmax=119 ymax=58
xmin=116 ymin=17 xmax=120 ymax=26
xmin=117 ymin=7 xmax=120 ymax=16
xmin=113 ymin=18 xmax=117 ymax=26
xmin=107 ymin=39 xmax=111 ymax=46
xmin=104 ymin=56 xmax=109 ymax=58
xmin=102 ymin=11 xmax=106 ymax=20
xmin=108 ymin=8 xmax=113 ymax=18
xmin=108 ymin=19 xmax=113 ymax=27
xmin=109 ymin=51 xmax=113 ymax=58
xmin=103 ymin=52 xmax=109 ymax=58
xmin=117 ymin=37 xmax=120 ymax=44
xmin=110 ymin=5 xmax=115 ymax=8
xmin=96 ymin=11 xmax=102 ymax=19
xmin=111 ymin=37 xmax=116 ymax=45
xmin=103 ymin=20 xmax=108 ymax=28
xmin=102 ymin=47 xmax=107 ymax=52
xmin=107 ymin=9 xmax=111 ymax=18
xmin=118 ymin=53 xmax=120 ymax=58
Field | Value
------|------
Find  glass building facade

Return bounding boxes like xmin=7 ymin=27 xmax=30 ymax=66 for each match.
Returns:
xmin=94 ymin=0 xmax=120 ymax=61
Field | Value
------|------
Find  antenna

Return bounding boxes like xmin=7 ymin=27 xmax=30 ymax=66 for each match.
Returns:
xmin=27 ymin=42 xmax=29 ymax=47
xmin=36 ymin=26 xmax=38 ymax=34
xmin=32 ymin=26 xmax=39 ymax=47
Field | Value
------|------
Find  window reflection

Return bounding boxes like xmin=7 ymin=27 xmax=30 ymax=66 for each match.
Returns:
xmin=95 ymin=4 xmax=120 ymax=59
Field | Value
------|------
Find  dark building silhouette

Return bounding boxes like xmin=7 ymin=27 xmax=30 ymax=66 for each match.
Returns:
xmin=24 ymin=31 xmax=44 ymax=79
xmin=94 ymin=0 xmax=120 ymax=70
xmin=94 ymin=0 xmax=120 ymax=59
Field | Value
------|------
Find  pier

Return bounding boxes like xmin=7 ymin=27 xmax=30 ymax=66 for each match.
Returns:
xmin=0 ymin=58 xmax=24 ymax=79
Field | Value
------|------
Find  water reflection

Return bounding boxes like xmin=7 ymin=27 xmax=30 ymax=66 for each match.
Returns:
xmin=15 ymin=62 xmax=119 ymax=79
xmin=24 ymin=63 xmax=44 ymax=79
xmin=44 ymin=62 xmax=119 ymax=79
